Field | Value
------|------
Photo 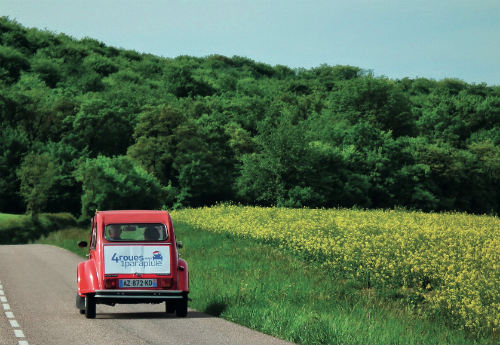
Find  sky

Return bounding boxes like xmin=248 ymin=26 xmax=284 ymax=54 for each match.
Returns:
xmin=2 ymin=0 xmax=499 ymax=85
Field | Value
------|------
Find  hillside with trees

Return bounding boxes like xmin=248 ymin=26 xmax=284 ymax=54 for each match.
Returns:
xmin=0 ymin=17 xmax=498 ymax=218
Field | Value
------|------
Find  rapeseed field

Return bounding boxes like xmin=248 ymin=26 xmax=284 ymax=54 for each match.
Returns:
xmin=172 ymin=205 xmax=500 ymax=337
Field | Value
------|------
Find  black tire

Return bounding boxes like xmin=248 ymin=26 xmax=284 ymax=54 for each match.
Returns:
xmin=76 ymin=294 xmax=85 ymax=314
xmin=175 ymin=296 xmax=188 ymax=317
xmin=165 ymin=301 xmax=176 ymax=314
xmin=85 ymin=294 xmax=96 ymax=319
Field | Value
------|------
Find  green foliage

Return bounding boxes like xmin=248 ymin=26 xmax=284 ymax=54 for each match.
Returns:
xmin=82 ymin=54 xmax=118 ymax=77
xmin=0 ymin=17 xmax=498 ymax=216
xmin=65 ymin=94 xmax=135 ymax=156
xmin=6 ymin=74 xmax=67 ymax=142
xmin=16 ymin=152 xmax=58 ymax=216
xmin=31 ymin=55 xmax=62 ymax=87
xmin=42 ymin=141 xmax=84 ymax=215
xmin=237 ymin=114 xmax=342 ymax=207
xmin=330 ymin=76 xmax=416 ymax=137
xmin=129 ymin=106 xmax=236 ymax=207
xmin=0 ymin=126 xmax=29 ymax=213
xmin=164 ymin=62 xmax=215 ymax=97
xmin=74 ymin=155 xmax=166 ymax=219
xmin=0 ymin=45 xmax=30 ymax=84
xmin=128 ymin=105 xmax=186 ymax=184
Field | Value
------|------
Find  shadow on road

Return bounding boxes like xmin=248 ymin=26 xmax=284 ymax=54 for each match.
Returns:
xmin=96 ymin=310 xmax=214 ymax=320
xmin=204 ymin=302 xmax=227 ymax=317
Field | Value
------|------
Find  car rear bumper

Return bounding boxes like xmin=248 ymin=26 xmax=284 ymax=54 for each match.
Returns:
xmin=94 ymin=289 xmax=185 ymax=304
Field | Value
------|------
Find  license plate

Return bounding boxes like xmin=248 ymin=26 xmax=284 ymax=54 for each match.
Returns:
xmin=119 ymin=279 xmax=157 ymax=288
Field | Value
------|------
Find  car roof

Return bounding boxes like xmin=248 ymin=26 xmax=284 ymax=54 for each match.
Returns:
xmin=96 ymin=210 xmax=171 ymax=225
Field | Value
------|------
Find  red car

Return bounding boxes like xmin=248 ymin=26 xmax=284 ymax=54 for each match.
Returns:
xmin=76 ymin=210 xmax=189 ymax=318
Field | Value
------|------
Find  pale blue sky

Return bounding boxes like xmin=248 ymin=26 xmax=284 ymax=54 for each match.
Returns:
xmin=2 ymin=0 xmax=499 ymax=85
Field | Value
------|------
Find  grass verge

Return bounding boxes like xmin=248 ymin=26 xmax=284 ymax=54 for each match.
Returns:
xmin=34 ymin=226 xmax=89 ymax=257
xmin=35 ymin=222 xmax=493 ymax=344
xmin=174 ymin=223 xmax=492 ymax=345
xmin=0 ymin=212 xmax=77 ymax=244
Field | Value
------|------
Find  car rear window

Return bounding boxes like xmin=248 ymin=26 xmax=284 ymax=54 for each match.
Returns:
xmin=105 ymin=223 xmax=167 ymax=242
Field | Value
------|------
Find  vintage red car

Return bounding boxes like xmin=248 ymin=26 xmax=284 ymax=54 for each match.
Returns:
xmin=76 ymin=210 xmax=189 ymax=318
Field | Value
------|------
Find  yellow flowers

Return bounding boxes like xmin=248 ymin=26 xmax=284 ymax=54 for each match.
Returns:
xmin=172 ymin=205 xmax=500 ymax=335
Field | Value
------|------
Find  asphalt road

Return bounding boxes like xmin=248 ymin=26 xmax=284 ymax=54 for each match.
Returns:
xmin=0 ymin=244 xmax=293 ymax=345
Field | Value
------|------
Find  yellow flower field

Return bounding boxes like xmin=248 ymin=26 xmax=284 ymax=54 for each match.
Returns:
xmin=172 ymin=205 xmax=500 ymax=336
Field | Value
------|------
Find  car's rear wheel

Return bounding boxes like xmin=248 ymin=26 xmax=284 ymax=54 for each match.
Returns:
xmin=165 ymin=301 xmax=176 ymax=314
xmin=175 ymin=295 xmax=188 ymax=317
xmin=76 ymin=294 xmax=85 ymax=314
xmin=85 ymin=294 xmax=96 ymax=319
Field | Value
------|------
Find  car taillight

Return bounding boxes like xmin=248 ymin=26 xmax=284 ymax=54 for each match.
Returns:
xmin=158 ymin=278 xmax=172 ymax=288
xmin=104 ymin=278 xmax=117 ymax=289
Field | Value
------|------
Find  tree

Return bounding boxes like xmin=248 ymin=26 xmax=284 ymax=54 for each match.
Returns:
xmin=0 ymin=45 xmax=29 ymax=84
xmin=42 ymin=141 xmax=86 ymax=215
xmin=16 ymin=152 xmax=58 ymax=217
xmin=65 ymin=95 xmax=135 ymax=156
xmin=74 ymin=155 xmax=168 ymax=219
xmin=82 ymin=53 xmax=118 ymax=77
xmin=0 ymin=18 xmax=497 ymax=215
xmin=129 ymin=105 xmax=237 ymax=207
xmin=310 ymin=64 xmax=362 ymax=91
xmin=128 ymin=105 xmax=186 ymax=185
xmin=7 ymin=74 xmax=67 ymax=143
xmin=31 ymin=55 xmax=62 ymax=88
xmin=0 ymin=126 xmax=29 ymax=213
xmin=236 ymin=113 xmax=347 ymax=208
xmin=331 ymin=76 xmax=416 ymax=137
xmin=174 ymin=113 xmax=236 ymax=206
xmin=163 ymin=62 xmax=214 ymax=97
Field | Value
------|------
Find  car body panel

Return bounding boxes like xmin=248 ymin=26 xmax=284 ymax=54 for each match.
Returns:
xmin=177 ymin=259 xmax=189 ymax=292
xmin=77 ymin=259 xmax=99 ymax=295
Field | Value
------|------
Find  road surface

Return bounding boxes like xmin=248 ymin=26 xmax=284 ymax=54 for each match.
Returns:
xmin=0 ymin=244 xmax=293 ymax=345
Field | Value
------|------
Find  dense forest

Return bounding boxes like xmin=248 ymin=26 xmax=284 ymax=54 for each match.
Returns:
xmin=0 ymin=17 xmax=498 ymax=219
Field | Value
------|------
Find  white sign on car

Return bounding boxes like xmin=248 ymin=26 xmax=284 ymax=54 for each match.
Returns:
xmin=103 ymin=245 xmax=171 ymax=274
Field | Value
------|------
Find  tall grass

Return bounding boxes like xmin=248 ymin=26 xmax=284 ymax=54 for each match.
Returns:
xmin=172 ymin=205 xmax=500 ymax=337
xmin=173 ymin=222 xmax=491 ymax=345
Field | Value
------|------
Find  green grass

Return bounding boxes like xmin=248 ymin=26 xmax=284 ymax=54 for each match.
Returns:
xmin=35 ymin=222 xmax=494 ymax=344
xmin=0 ymin=212 xmax=77 ymax=244
xmin=0 ymin=213 xmax=26 ymax=222
xmin=34 ymin=227 xmax=89 ymax=257
xmin=173 ymin=223 xmax=492 ymax=345
xmin=0 ymin=213 xmax=32 ymax=228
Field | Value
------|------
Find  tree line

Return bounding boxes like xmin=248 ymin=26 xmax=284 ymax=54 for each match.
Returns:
xmin=0 ymin=17 xmax=498 ymax=219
